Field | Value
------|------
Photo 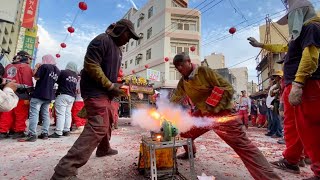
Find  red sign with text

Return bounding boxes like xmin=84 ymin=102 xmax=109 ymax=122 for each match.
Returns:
xmin=21 ymin=0 xmax=38 ymax=28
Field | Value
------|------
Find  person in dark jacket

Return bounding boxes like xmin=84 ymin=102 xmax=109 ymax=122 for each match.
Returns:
xmin=51 ymin=19 xmax=139 ymax=180
xmin=250 ymin=99 xmax=258 ymax=127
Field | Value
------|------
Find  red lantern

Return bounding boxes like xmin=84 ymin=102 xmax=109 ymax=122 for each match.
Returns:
xmin=164 ymin=57 xmax=169 ymax=62
xmin=229 ymin=27 xmax=236 ymax=35
xmin=145 ymin=65 xmax=149 ymax=69
xmin=60 ymin=43 xmax=66 ymax=48
xmin=79 ymin=2 xmax=88 ymax=11
xmin=190 ymin=46 xmax=196 ymax=52
xmin=56 ymin=54 xmax=61 ymax=58
xmin=67 ymin=26 xmax=75 ymax=33
xmin=132 ymin=70 xmax=135 ymax=74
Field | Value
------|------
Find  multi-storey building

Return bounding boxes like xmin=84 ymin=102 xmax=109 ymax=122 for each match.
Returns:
xmin=0 ymin=0 xmax=39 ymax=66
xmin=229 ymin=67 xmax=248 ymax=97
xmin=204 ymin=53 xmax=225 ymax=69
xmin=0 ymin=0 xmax=25 ymax=62
xmin=122 ymin=0 xmax=201 ymax=88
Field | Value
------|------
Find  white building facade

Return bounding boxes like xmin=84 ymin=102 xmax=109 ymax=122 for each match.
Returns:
xmin=204 ymin=53 xmax=225 ymax=69
xmin=122 ymin=0 xmax=201 ymax=88
xmin=229 ymin=67 xmax=248 ymax=97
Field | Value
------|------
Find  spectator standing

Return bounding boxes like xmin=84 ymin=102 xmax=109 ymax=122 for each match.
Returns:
xmin=0 ymin=63 xmax=18 ymax=113
xmin=250 ymin=99 xmax=258 ymax=127
xmin=238 ymin=90 xmax=250 ymax=129
xmin=70 ymin=72 xmax=86 ymax=134
xmin=0 ymin=51 xmax=33 ymax=139
xmin=19 ymin=54 xmax=60 ymax=142
xmin=49 ymin=62 xmax=78 ymax=138
xmin=257 ymin=98 xmax=268 ymax=128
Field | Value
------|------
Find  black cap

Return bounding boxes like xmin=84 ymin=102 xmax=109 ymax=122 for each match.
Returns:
xmin=116 ymin=19 xmax=139 ymax=40
xmin=17 ymin=50 xmax=30 ymax=56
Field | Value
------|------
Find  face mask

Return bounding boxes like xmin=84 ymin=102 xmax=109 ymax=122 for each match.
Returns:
xmin=288 ymin=8 xmax=305 ymax=40
xmin=288 ymin=6 xmax=316 ymax=40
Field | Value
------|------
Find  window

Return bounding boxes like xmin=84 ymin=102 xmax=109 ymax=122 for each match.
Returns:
xmin=190 ymin=24 xmax=196 ymax=31
xmin=171 ymin=46 xmax=176 ymax=54
xmin=171 ymin=19 xmax=198 ymax=32
xmin=131 ymin=41 xmax=134 ymax=46
xmin=184 ymin=24 xmax=189 ymax=30
xmin=130 ymin=59 xmax=133 ymax=64
xmin=148 ymin=6 xmax=153 ymax=19
xmin=184 ymin=47 xmax=189 ymax=54
xmin=169 ymin=64 xmax=182 ymax=80
xmin=146 ymin=48 xmax=151 ymax=60
xmin=135 ymin=59 xmax=140 ymax=65
xmin=125 ymin=61 xmax=128 ymax=69
xmin=171 ymin=42 xmax=198 ymax=55
xmin=147 ymin=27 xmax=152 ymax=39
xmin=137 ymin=38 xmax=141 ymax=45
xmin=137 ymin=19 xmax=141 ymax=28
xmin=126 ymin=44 xmax=129 ymax=52
xmin=172 ymin=22 xmax=178 ymax=30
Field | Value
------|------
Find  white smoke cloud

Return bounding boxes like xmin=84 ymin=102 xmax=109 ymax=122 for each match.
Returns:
xmin=131 ymin=90 xmax=218 ymax=133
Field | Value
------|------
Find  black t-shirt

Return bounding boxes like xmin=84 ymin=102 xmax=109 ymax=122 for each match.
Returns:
xmin=284 ymin=22 xmax=320 ymax=85
xmin=81 ymin=33 xmax=122 ymax=99
xmin=258 ymin=103 xmax=267 ymax=115
xmin=57 ymin=69 xmax=78 ymax=97
xmin=33 ymin=64 xmax=60 ymax=100
xmin=250 ymin=104 xmax=257 ymax=115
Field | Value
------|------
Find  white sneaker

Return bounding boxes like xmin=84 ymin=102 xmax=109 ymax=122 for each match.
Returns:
xmin=70 ymin=126 xmax=84 ymax=134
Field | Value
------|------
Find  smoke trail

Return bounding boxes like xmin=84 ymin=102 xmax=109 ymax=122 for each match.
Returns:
xmin=131 ymin=90 xmax=218 ymax=133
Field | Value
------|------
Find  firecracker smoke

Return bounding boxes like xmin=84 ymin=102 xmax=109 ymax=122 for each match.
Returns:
xmin=131 ymin=91 xmax=216 ymax=133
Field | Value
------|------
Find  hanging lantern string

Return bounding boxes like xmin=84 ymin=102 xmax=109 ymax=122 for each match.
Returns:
xmin=70 ymin=9 xmax=81 ymax=28
xmin=56 ymin=1 xmax=88 ymax=58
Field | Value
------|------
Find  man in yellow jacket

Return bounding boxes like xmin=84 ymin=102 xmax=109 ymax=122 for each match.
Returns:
xmin=170 ymin=52 xmax=280 ymax=180
xmin=248 ymin=0 xmax=320 ymax=179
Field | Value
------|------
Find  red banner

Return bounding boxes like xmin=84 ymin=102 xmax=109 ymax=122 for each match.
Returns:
xmin=21 ymin=0 xmax=38 ymax=28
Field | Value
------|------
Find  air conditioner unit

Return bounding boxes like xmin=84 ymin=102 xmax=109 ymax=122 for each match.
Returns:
xmin=139 ymin=13 xmax=145 ymax=19
xmin=136 ymin=53 xmax=143 ymax=59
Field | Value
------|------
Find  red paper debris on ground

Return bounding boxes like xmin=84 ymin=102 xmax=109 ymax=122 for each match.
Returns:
xmin=0 ymin=122 xmax=313 ymax=179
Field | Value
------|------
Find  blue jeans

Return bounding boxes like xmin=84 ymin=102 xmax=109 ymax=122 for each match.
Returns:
xmin=269 ymin=111 xmax=283 ymax=137
xmin=266 ymin=108 xmax=273 ymax=131
xmin=54 ymin=94 xmax=75 ymax=135
xmin=28 ymin=98 xmax=51 ymax=136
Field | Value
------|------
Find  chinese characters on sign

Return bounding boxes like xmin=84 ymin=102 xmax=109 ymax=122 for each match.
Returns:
xmin=147 ymin=69 xmax=161 ymax=82
xmin=22 ymin=36 xmax=35 ymax=56
xmin=22 ymin=26 xmax=38 ymax=56
xmin=22 ymin=0 xmax=39 ymax=28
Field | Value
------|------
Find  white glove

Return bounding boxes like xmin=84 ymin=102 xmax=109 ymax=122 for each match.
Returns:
xmin=289 ymin=82 xmax=303 ymax=106
xmin=247 ymin=37 xmax=263 ymax=48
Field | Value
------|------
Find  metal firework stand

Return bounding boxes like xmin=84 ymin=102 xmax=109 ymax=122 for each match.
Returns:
xmin=140 ymin=136 xmax=196 ymax=180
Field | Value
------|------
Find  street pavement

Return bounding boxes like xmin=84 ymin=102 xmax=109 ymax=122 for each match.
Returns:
xmin=0 ymin=120 xmax=313 ymax=180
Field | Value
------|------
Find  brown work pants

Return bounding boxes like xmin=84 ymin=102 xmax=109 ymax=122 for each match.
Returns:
xmin=181 ymin=111 xmax=281 ymax=180
xmin=53 ymin=96 xmax=113 ymax=178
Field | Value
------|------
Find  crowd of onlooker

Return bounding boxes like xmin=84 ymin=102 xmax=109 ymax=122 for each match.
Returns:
xmin=0 ymin=51 xmax=88 ymax=142
xmin=0 ymin=51 xmax=119 ymax=142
